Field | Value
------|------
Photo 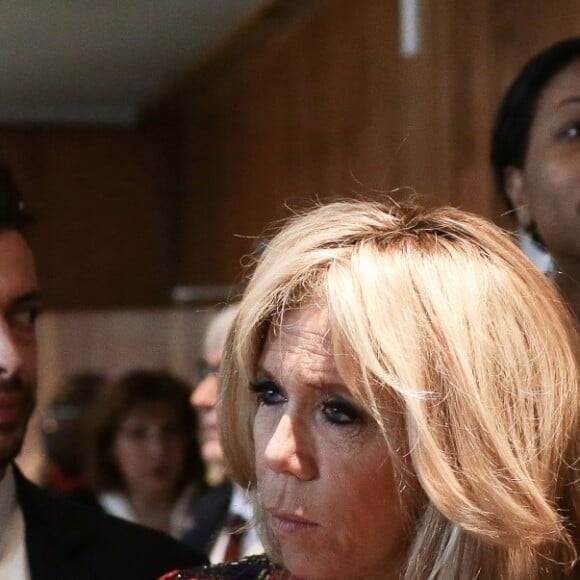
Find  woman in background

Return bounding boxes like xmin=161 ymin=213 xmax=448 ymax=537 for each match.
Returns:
xmin=164 ymin=199 xmax=579 ymax=579
xmin=492 ymin=35 xmax=580 ymax=321
xmin=88 ymin=370 xmax=206 ymax=542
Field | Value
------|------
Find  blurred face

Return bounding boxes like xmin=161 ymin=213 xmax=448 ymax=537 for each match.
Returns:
xmin=0 ymin=231 xmax=40 ymax=478
xmin=506 ymin=58 xmax=580 ymax=262
xmin=253 ymin=306 xmax=406 ymax=580
xmin=112 ymin=402 xmax=186 ymax=499
xmin=190 ymin=348 xmax=222 ymax=468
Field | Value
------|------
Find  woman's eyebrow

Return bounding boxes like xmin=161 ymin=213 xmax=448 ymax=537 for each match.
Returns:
xmin=557 ymin=95 xmax=580 ymax=108
xmin=254 ymin=366 xmax=275 ymax=381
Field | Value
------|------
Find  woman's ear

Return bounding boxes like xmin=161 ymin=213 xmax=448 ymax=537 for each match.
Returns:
xmin=503 ymin=166 xmax=532 ymax=228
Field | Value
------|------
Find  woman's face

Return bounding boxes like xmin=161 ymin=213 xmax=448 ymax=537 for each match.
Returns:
xmin=190 ymin=347 xmax=223 ymax=469
xmin=112 ymin=401 xmax=186 ymax=499
xmin=506 ymin=58 xmax=580 ymax=262
xmin=253 ymin=305 xmax=405 ymax=580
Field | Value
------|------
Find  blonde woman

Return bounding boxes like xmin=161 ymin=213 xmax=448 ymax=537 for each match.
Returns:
xmin=163 ymin=199 xmax=580 ymax=579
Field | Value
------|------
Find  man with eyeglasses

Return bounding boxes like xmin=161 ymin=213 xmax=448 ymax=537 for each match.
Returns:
xmin=185 ymin=305 xmax=263 ymax=563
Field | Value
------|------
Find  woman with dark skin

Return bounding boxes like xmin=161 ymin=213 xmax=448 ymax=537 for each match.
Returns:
xmin=491 ymin=36 xmax=580 ymax=321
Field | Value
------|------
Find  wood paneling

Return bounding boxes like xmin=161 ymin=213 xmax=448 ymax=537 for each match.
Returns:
xmin=148 ymin=0 xmax=580 ymax=288
xmin=2 ymin=1 xmax=576 ymax=300
xmin=0 ymin=128 xmax=174 ymax=308
xmin=154 ymin=0 xmax=410 ymax=286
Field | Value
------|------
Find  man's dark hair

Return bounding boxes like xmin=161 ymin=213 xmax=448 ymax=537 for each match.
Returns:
xmin=491 ymin=36 xmax=580 ymax=209
xmin=0 ymin=161 xmax=31 ymax=230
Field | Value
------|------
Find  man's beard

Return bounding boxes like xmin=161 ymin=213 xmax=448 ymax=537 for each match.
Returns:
xmin=0 ymin=375 xmax=36 ymax=472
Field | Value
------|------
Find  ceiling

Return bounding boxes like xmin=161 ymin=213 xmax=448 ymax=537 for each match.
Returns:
xmin=0 ymin=0 xmax=270 ymax=125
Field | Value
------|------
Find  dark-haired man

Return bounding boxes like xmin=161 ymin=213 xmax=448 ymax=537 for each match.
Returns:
xmin=0 ymin=168 xmax=206 ymax=579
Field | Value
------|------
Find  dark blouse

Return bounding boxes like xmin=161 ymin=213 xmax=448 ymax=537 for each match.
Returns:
xmin=160 ymin=555 xmax=286 ymax=580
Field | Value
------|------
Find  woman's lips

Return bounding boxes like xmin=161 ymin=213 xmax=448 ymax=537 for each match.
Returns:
xmin=268 ymin=509 xmax=319 ymax=534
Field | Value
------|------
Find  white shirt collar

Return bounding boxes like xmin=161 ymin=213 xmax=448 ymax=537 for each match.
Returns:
xmin=99 ymin=484 xmax=198 ymax=539
xmin=0 ymin=464 xmax=30 ymax=580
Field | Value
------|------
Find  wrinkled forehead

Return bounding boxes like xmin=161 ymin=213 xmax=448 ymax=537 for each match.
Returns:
xmin=259 ymin=303 xmax=376 ymax=403
xmin=267 ymin=303 xmax=330 ymax=342
xmin=261 ymin=305 xmax=334 ymax=369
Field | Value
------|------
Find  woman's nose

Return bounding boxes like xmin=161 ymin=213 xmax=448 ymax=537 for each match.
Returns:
xmin=142 ymin=434 xmax=164 ymax=456
xmin=143 ymin=429 xmax=180 ymax=455
xmin=264 ymin=414 xmax=317 ymax=481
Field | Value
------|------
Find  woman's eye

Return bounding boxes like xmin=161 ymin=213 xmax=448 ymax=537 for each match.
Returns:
xmin=249 ymin=380 xmax=286 ymax=406
xmin=122 ymin=427 xmax=147 ymax=441
xmin=321 ymin=397 xmax=359 ymax=425
xmin=556 ymin=123 xmax=580 ymax=139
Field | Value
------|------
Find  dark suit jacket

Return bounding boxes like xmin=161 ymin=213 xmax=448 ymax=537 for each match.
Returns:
xmin=182 ymin=481 xmax=232 ymax=553
xmin=14 ymin=466 xmax=207 ymax=580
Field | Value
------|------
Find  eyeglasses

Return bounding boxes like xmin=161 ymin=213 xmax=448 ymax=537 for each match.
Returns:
xmin=196 ymin=358 xmax=221 ymax=381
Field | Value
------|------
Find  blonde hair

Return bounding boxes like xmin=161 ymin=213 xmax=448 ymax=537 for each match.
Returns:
xmin=219 ymin=199 xmax=580 ymax=579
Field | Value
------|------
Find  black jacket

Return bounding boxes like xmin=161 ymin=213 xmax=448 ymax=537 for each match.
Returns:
xmin=14 ymin=466 xmax=207 ymax=580
xmin=181 ymin=482 xmax=232 ymax=553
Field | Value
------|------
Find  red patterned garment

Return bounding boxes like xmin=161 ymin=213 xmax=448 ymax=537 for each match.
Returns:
xmin=160 ymin=555 xmax=291 ymax=580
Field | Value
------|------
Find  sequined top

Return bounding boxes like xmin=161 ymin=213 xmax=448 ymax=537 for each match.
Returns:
xmin=159 ymin=555 xmax=288 ymax=580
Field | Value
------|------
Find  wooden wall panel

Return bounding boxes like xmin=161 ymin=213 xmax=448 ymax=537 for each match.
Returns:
xmin=0 ymin=128 xmax=174 ymax=308
xmin=0 ymin=2 xmax=576 ymax=301
xmin=150 ymin=0 xmax=580 ymax=286
xmin=158 ymin=0 xmax=413 ymax=286
xmin=446 ymin=0 xmax=580 ymax=227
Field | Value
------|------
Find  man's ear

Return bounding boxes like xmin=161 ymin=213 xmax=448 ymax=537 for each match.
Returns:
xmin=503 ymin=166 xmax=532 ymax=228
